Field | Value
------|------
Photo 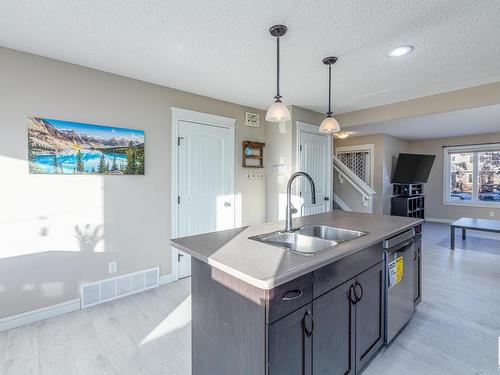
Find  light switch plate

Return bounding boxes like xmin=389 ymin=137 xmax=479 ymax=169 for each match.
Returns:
xmin=279 ymin=121 xmax=286 ymax=134
xmin=108 ymin=262 xmax=117 ymax=274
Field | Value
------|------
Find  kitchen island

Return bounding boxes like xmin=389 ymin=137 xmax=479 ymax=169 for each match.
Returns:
xmin=171 ymin=210 xmax=422 ymax=375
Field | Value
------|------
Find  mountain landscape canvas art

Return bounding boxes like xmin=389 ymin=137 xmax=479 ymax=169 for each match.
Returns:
xmin=28 ymin=117 xmax=145 ymax=175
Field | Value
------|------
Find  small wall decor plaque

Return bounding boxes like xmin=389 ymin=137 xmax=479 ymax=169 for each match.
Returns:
xmin=28 ymin=117 xmax=145 ymax=175
xmin=245 ymin=112 xmax=260 ymax=128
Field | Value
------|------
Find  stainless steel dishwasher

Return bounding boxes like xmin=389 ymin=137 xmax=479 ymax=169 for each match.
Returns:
xmin=384 ymin=228 xmax=415 ymax=343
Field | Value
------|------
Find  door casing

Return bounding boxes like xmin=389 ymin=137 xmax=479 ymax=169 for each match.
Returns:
xmin=171 ymin=107 xmax=235 ymax=279
xmin=295 ymin=121 xmax=333 ymax=213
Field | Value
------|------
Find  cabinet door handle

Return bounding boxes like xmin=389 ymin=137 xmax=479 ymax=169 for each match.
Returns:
xmin=414 ymin=249 xmax=417 ymax=261
xmin=224 ymin=202 xmax=231 ymax=207
xmin=301 ymin=310 xmax=314 ymax=375
xmin=303 ymin=310 xmax=314 ymax=338
xmin=282 ymin=289 xmax=303 ymax=301
xmin=354 ymin=282 xmax=363 ymax=302
xmin=348 ymin=284 xmax=357 ymax=305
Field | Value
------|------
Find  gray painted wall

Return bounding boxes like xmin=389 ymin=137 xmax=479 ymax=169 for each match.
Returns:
xmin=408 ymin=133 xmax=500 ymax=221
xmin=0 ymin=47 xmax=268 ymax=318
xmin=383 ymin=135 xmax=410 ymax=214
xmin=334 ymin=134 xmax=409 ymax=214
xmin=336 ymin=132 xmax=500 ymax=221
xmin=265 ymin=105 xmax=325 ymax=222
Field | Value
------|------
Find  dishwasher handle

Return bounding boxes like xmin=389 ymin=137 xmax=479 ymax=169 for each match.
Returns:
xmin=385 ymin=238 xmax=415 ymax=254
xmin=384 ymin=229 xmax=415 ymax=249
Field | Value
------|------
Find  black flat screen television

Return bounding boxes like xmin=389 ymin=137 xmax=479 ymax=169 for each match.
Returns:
xmin=391 ymin=153 xmax=436 ymax=183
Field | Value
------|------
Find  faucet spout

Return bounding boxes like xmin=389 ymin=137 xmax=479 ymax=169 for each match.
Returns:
xmin=285 ymin=172 xmax=316 ymax=232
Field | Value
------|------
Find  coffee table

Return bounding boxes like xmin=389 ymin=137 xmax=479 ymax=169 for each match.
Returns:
xmin=450 ymin=217 xmax=500 ymax=250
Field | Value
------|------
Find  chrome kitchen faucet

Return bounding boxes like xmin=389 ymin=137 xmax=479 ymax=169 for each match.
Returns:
xmin=285 ymin=172 xmax=316 ymax=232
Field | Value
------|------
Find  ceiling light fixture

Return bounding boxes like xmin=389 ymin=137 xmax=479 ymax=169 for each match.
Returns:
xmin=319 ymin=56 xmax=340 ymax=134
xmin=335 ymin=131 xmax=350 ymax=139
xmin=265 ymin=25 xmax=291 ymax=123
xmin=389 ymin=45 xmax=413 ymax=57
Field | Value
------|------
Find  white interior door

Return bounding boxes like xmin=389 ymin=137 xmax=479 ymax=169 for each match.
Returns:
xmin=298 ymin=125 xmax=332 ymax=215
xmin=176 ymin=120 xmax=234 ymax=278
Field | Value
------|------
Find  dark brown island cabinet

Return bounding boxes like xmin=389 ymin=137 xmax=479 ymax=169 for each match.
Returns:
xmin=191 ymin=241 xmax=390 ymax=375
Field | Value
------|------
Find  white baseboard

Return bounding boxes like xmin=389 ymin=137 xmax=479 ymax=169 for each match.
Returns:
xmin=159 ymin=272 xmax=179 ymax=285
xmin=0 ymin=299 xmax=81 ymax=333
xmin=425 ymin=217 xmax=454 ymax=224
xmin=0 ymin=270 xmax=179 ymax=333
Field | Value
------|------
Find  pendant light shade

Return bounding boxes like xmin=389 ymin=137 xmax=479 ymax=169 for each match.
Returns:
xmin=319 ymin=56 xmax=340 ymax=134
xmin=266 ymin=25 xmax=291 ymax=123
xmin=266 ymin=101 xmax=291 ymax=122
xmin=319 ymin=116 xmax=340 ymax=134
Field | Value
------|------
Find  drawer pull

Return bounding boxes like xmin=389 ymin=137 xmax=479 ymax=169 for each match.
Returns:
xmin=282 ymin=289 xmax=303 ymax=301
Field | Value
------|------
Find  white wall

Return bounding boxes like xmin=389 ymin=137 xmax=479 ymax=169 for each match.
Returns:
xmin=0 ymin=47 xmax=267 ymax=318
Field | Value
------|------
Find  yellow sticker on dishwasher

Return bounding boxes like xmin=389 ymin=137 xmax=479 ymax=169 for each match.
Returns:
xmin=396 ymin=256 xmax=404 ymax=284
xmin=388 ymin=256 xmax=404 ymax=287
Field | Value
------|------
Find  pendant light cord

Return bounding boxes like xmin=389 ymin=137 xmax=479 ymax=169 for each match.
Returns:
xmin=327 ymin=64 xmax=332 ymax=116
xmin=275 ymin=36 xmax=281 ymax=102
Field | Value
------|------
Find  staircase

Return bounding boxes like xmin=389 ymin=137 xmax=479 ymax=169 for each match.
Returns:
xmin=333 ymin=155 xmax=376 ymax=213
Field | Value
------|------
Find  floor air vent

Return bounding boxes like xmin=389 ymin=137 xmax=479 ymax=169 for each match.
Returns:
xmin=81 ymin=267 xmax=160 ymax=308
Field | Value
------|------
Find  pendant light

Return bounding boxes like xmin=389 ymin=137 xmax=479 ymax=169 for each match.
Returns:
xmin=319 ymin=56 xmax=340 ymax=134
xmin=265 ymin=25 xmax=291 ymax=122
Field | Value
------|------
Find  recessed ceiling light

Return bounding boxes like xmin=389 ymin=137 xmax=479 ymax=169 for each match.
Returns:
xmin=389 ymin=45 xmax=413 ymax=57
xmin=335 ymin=132 xmax=350 ymax=139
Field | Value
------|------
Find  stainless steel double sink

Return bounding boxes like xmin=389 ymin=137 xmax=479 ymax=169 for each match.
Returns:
xmin=249 ymin=224 xmax=367 ymax=255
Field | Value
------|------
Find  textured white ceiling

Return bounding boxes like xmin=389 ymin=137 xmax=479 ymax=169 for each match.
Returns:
xmin=344 ymin=104 xmax=500 ymax=140
xmin=0 ymin=0 xmax=499 ymax=114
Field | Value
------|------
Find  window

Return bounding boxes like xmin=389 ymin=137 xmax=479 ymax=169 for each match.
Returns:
xmin=478 ymin=150 xmax=500 ymax=202
xmin=444 ymin=144 xmax=500 ymax=206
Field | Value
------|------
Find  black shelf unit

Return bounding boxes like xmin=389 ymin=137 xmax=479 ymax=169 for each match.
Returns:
xmin=391 ymin=183 xmax=425 ymax=219
xmin=392 ymin=183 xmax=423 ymax=197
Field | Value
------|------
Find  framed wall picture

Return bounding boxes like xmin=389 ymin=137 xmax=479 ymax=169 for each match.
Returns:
xmin=28 ymin=117 xmax=145 ymax=175
xmin=245 ymin=112 xmax=260 ymax=128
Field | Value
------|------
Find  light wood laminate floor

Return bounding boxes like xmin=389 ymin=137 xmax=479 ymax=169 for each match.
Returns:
xmin=0 ymin=222 xmax=499 ymax=374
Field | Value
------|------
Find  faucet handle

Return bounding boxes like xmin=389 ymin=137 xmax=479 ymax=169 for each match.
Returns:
xmin=289 ymin=203 xmax=298 ymax=214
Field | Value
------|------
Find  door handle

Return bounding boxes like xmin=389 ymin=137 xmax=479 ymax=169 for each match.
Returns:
xmin=302 ymin=310 xmax=314 ymax=338
xmin=224 ymin=202 xmax=231 ymax=207
xmin=354 ymin=282 xmax=363 ymax=302
xmin=302 ymin=310 xmax=314 ymax=375
xmin=348 ymin=284 xmax=357 ymax=305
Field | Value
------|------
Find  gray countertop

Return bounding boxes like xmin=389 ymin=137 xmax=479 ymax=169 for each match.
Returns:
xmin=170 ymin=210 xmax=422 ymax=290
